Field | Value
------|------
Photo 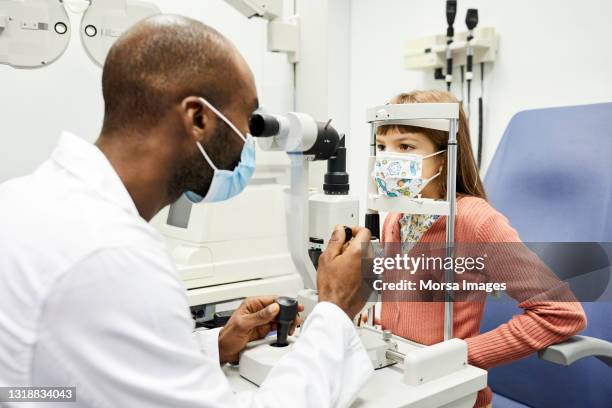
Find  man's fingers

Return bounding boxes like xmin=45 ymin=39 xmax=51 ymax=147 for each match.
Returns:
xmin=358 ymin=313 xmax=381 ymax=327
xmin=243 ymin=302 xmax=279 ymax=328
xmin=323 ymin=225 xmax=347 ymax=259
xmin=258 ymin=302 xmax=280 ymax=321
xmin=348 ymin=226 xmax=372 ymax=251
xmin=243 ymin=295 xmax=277 ymax=312
xmin=289 ymin=304 xmax=304 ymax=333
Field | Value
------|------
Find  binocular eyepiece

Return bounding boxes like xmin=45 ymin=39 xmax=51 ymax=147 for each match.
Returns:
xmin=249 ymin=112 xmax=280 ymax=137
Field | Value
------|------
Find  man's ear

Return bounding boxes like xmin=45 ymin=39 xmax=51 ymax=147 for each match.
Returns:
xmin=180 ymin=97 xmax=211 ymax=142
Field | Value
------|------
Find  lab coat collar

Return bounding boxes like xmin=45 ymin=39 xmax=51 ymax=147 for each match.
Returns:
xmin=51 ymin=132 xmax=140 ymax=218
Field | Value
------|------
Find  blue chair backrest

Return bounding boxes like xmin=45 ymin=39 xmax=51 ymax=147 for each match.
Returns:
xmin=483 ymin=103 xmax=612 ymax=408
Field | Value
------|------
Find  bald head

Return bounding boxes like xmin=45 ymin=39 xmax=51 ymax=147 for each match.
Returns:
xmin=101 ymin=15 xmax=254 ymax=134
xmin=96 ymin=15 xmax=259 ymax=220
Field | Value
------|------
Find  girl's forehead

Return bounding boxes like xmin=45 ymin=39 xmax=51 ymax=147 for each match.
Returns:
xmin=376 ymin=130 xmax=427 ymax=142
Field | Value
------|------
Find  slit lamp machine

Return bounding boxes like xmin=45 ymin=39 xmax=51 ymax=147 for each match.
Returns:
xmin=222 ymin=104 xmax=488 ymax=408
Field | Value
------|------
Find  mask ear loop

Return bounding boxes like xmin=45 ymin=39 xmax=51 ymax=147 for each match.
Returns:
xmin=195 ymin=97 xmax=248 ymax=172
xmin=196 ymin=142 xmax=218 ymax=171
xmin=199 ymin=97 xmax=247 ymax=143
xmin=414 ymin=171 xmax=442 ymax=200
xmin=425 ymin=171 xmax=442 ymax=183
xmin=423 ymin=149 xmax=447 ymax=159
xmin=422 ymin=149 xmax=446 ymax=196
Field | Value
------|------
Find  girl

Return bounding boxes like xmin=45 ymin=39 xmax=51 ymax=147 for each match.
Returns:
xmin=372 ymin=90 xmax=586 ymax=408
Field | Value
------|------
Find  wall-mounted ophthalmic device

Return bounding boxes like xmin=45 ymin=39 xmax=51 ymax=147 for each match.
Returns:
xmin=224 ymin=0 xmax=299 ymax=63
xmin=0 ymin=0 xmax=71 ymax=68
xmin=79 ymin=0 xmax=160 ymax=67
xmin=0 ymin=0 xmax=160 ymax=69
xmin=465 ymin=8 xmax=478 ymax=119
xmin=445 ymin=0 xmax=457 ymax=92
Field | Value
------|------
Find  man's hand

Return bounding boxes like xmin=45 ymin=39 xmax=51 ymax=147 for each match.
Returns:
xmin=317 ymin=225 xmax=372 ymax=319
xmin=218 ymin=296 xmax=304 ymax=365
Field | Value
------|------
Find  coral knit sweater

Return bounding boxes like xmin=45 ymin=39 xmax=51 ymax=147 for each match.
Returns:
xmin=380 ymin=196 xmax=587 ymax=408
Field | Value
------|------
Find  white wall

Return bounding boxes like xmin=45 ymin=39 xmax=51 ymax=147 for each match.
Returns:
xmin=0 ymin=0 xmax=293 ymax=182
xmin=348 ymin=0 xmax=612 ymax=215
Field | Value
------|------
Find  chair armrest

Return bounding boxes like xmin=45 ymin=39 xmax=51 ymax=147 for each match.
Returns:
xmin=538 ymin=335 xmax=612 ymax=367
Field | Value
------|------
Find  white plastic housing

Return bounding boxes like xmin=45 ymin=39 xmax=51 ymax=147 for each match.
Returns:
xmin=404 ymin=27 xmax=499 ymax=71
xmin=267 ymin=16 xmax=299 ymax=63
xmin=255 ymin=112 xmax=318 ymax=154
xmin=151 ymin=184 xmax=302 ymax=305
xmin=403 ymin=338 xmax=467 ymax=385
xmin=223 ymin=0 xmax=283 ymax=20
xmin=309 ymin=193 xmax=359 ymax=244
xmin=80 ymin=0 xmax=160 ymax=67
xmin=0 ymin=0 xmax=70 ymax=68
xmin=367 ymin=103 xmax=459 ymax=122
xmin=235 ymin=326 xmax=487 ymax=408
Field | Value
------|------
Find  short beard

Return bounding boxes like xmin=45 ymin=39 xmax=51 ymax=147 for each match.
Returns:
xmin=167 ymin=122 xmax=238 ymax=201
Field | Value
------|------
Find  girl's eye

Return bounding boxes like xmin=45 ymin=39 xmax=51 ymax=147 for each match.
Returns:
xmin=399 ymin=144 xmax=414 ymax=151
xmin=376 ymin=144 xmax=386 ymax=151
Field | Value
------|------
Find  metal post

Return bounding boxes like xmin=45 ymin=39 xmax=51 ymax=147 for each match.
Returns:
xmin=370 ymin=123 xmax=377 ymax=156
xmin=367 ymin=122 xmax=379 ymax=326
xmin=288 ymin=155 xmax=317 ymax=289
xmin=367 ymin=304 xmax=376 ymax=326
xmin=366 ymin=123 xmax=378 ymax=216
xmin=444 ymin=118 xmax=458 ymax=341
xmin=386 ymin=349 xmax=406 ymax=364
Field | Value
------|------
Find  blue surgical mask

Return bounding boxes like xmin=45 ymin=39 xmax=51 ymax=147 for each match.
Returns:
xmin=184 ymin=98 xmax=256 ymax=203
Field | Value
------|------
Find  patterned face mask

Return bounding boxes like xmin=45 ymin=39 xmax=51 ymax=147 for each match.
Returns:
xmin=399 ymin=213 xmax=440 ymax=243
xmin=373 ymin=150 xmax=446 ymax=198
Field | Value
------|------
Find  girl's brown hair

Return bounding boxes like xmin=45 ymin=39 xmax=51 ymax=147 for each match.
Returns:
xmin=377 ymin=90 xmax=486 ymax=199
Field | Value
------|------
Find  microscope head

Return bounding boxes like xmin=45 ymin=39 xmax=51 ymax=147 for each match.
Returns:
xmin=249 ymin=111 xmax=340 ymax=161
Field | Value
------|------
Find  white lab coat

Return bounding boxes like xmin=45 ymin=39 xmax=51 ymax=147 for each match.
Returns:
xmin=0 ymin=132 xmax=373 ymax=408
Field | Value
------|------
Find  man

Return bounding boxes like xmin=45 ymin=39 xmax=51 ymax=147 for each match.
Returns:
xmin=0 ymin=15 xmax=372 ymax=407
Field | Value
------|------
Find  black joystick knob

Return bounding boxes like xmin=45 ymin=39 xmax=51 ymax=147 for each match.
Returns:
xmin=343 ymin=226 xmax=353 ymax=243
xmin=274 ymin=297 xmax=298 ymax=347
